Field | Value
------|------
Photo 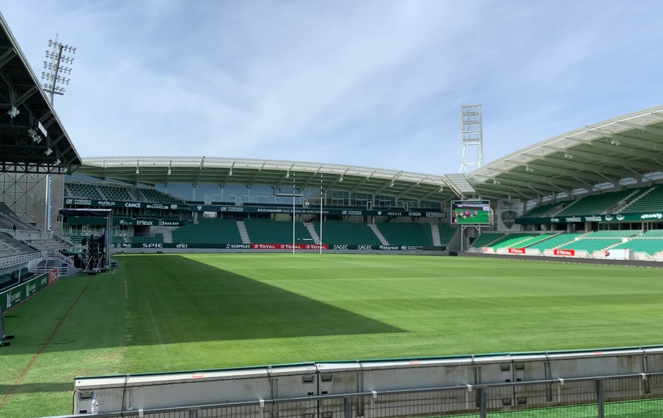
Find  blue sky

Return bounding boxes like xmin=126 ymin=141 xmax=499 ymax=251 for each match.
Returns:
xmin=2 ymin=1 xmax=663 ymax=175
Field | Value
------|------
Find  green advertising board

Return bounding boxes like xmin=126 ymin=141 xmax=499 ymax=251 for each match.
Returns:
xmin=1 ymin=272 xmax=51 ymax=312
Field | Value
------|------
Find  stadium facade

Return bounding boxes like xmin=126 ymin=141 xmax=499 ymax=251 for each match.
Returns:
xmin=2 ymin=7 xmax=663 ymax=276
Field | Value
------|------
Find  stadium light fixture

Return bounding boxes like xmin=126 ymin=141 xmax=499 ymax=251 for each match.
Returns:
xmin=45 ymin=148 xmax=53 ymax=156
xmin=28 ymin=129 xmax=42 ymax=143
xmin=54 ymin=159 xmax=61 ymax=166
xmin=7 ymin=106 xmax=19 ymax=118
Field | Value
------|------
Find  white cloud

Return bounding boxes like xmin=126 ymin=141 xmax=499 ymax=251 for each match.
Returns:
xmin=2 ymin=0 xmax=663 ymax=175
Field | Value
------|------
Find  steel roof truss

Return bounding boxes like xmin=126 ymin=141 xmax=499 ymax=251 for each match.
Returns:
xmin=0 ymin=48 xmax=16 ymax=69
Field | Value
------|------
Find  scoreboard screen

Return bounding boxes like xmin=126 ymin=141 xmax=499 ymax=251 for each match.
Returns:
xmin=451 ymin=200 xmax=491 ymax=224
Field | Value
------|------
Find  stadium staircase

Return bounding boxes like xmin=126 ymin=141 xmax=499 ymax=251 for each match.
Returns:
xmin=431 ymin=224 xmax=442 ymax=246
xmin=368 ymin=224 xmax=389 ymax=245
xmin=314 ymin=221 xmax=382 ymax=246
xmin=304 ymin=223 xmax=321 ymax=244
xmin=236 ymin=221 xmax=251 ymax=244
xmin=151 ymin=226 xmax=174 ymax=243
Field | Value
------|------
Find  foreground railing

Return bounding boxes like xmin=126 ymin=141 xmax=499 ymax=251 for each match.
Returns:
xmin=62 ymin=346 xmax=663 ymax=417
xmin=50 ymin=372 xmax=663 ymax=417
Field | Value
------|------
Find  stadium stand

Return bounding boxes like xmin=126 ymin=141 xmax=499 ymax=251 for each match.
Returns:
xmin=65 ymin=181 xmax=185 ymax=204
xmin=526 ymin=233 xmax=585 ymax=251
xmin=471 ymin=232 xmax=504 ymax=248
xmin=137 ymin=187 xmax=183 ymax=204
xmin=490 ymin=233 xmax=555 ymax=250
xmin=314 ymin=221 xmax=382 ymax=246
xmin=555 ymin=189 xmax=635 ymax=216
xmin=375 ymin=222 xmax=434 ymax=246
xmin=131 ymin=234 xmax=165 ymax=245
xmin=171 ymin=219 xmax=243 ymax=244
xmin=611 ymin=238 xmax=663 ymax=255
xmin=620 ymin=186 xmax=663 ymax=213
xmin=97 ymin=184 xmax=134 ymax=201
xmin=244 ymin=219 xmax=312 ymax=244
xmin=520 ymin=202 xmax=566 ymax=218
xmin=437 ymin=223 xmax=457 ymax=246
xmin=557 ymin=238 xmax=622 ymax=253
xmin=66 ymin=182 xmax=103 ymax=199
xmin=590 ymin=230 xmax=641 ymax=238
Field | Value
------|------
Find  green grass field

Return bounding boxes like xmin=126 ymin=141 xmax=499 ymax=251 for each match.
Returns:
xmin=1 ymin=253 xmax=663 ymax=417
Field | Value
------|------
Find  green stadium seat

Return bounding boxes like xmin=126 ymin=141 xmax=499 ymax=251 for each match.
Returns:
xmin=314 ymin=221 xmax=382 ymax=246
xmin=375 ymin=223 xmax=433 ymax=246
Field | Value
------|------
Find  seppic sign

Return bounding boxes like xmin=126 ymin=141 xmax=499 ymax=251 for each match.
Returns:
xmin=1 ymin=269 xmax=56 ymax=312
xmin=517 ymin=212 xmax=663 ymax=225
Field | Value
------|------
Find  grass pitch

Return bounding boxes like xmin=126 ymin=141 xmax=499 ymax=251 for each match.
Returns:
xmin=2 ymin=253 xmax=663 ymax=417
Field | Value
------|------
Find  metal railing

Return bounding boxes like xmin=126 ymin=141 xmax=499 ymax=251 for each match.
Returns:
xmin=0 ymin=252 xmax=40 ymax=268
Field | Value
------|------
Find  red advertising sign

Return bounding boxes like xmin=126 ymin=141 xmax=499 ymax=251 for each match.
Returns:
xmin=553 ymin=249 xmax=575 ymax=257
xmin=48 ymin=268 xmax=58 ymax=285
xmin=251 ymin=243 xmax=329 ymax=250
xmin=508 ymin=248 xmax=526 ymax=254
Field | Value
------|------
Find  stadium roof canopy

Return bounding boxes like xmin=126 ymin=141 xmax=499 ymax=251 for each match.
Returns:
xmin=76 ymin=156 xmax=464 ymax=203
xmin=76 ymin=106 xmax=663 ymax=206
xmin=467 ymin=105 xmax=663 ymax=202
xmin=0 ymin=12 xmax=80 ymax=174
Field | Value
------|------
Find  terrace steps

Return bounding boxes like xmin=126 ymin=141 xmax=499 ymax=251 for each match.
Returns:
xmin=368 ymin=224 xmax=389 ymax=245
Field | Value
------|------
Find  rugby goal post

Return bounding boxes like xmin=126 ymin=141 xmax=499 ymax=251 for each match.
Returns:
xmin=0 ymin=304 xmax=14 ymax=347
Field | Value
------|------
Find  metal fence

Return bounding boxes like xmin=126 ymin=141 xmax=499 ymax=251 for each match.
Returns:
xmin=54 ymin=372 xmax=663 ymax=418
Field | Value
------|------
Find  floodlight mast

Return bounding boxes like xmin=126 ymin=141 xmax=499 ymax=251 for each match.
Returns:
xmin=42 ymin=34 xmax=76 ymax=105
xmin=459 ymin=104 xmax=483 ymax=173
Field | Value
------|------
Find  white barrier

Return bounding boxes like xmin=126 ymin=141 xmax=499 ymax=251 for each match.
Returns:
xmin=72 ymin=346 xmax=663 ymax=416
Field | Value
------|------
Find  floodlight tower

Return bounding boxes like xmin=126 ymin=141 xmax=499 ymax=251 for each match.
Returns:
xmin=459 ymin=104 xmax=483 ymax=173
xmin=42 ymin=34 xmax=76 ymax=105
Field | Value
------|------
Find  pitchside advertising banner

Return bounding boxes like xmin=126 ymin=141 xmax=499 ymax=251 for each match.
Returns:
xmin=117 ymin=243 xmax=439 ymax=251
xmin=65 ymin=198 xmax=446 ymax=219
xmin=1 ymin=269 xmax=57 ymax=312
xmin=517 ymin=212 xmax=663 ymax=224
xmin=496 ymin=200 xmax=522 ymax=232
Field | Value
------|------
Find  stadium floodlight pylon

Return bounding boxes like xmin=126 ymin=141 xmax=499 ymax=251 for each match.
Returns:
xmin=459 ymin=104 xmax=483 ymax=173
xmin=42 ymin=34 xmax=76 ymax=105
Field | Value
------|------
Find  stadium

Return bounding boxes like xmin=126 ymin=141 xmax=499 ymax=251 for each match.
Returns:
xmin=3 ymin=8 xmax=663 ymax=418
